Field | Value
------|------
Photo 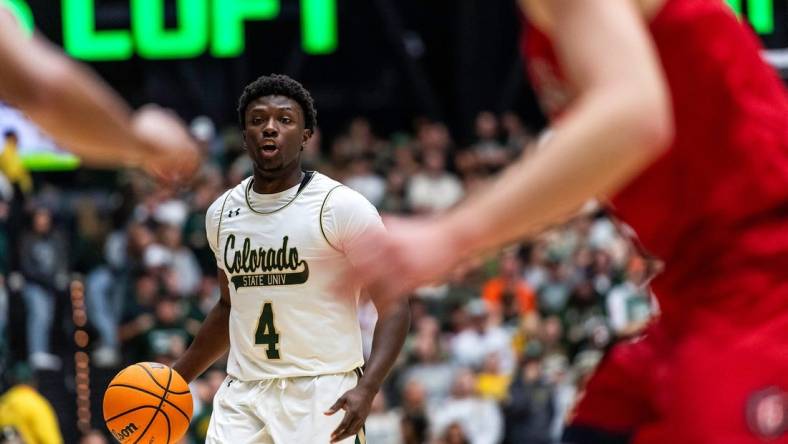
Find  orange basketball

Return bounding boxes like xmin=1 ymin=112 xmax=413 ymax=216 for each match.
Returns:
xmin=103 ymin=362 xmax=193 ymax=444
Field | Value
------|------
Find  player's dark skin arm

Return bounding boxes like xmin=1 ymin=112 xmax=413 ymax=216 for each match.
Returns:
xmin=172 ymin=270 xmax=232 ymax=383
xmin=325 ymin=299 xmax=410 ymax=443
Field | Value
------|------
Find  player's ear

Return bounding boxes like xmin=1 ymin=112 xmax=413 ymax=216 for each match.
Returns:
xmin=302 ymin=128 xmax=313 ymax=149
xmin=241 ymin=126 xmax=249 ymax=146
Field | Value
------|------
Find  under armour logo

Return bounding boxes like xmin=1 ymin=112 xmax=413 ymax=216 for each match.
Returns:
xmin=228 ymin=208 xmax=241 ymax=218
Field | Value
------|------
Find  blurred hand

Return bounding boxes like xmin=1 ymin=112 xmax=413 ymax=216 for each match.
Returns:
xmin=132 ymin=105 xmax=201 ymax=185
xmin=324 ymin=385 xmax=376 ymax=443
xmin=345 ymin=216 xmax=464 ymax=314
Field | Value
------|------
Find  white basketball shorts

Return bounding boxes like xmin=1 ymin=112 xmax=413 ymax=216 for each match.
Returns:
xmin=206 ymin=369 xmax=366 ymax=444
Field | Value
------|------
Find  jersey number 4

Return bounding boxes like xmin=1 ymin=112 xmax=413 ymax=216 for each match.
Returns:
xmin=255 ymin=302 xmax=280 ymax=359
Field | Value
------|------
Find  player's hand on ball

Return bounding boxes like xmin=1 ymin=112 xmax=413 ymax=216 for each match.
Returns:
xmin=324 ymin=385 xmax=376 ymax=443
xmin=132 ymin=105 xmax=201 ymax=185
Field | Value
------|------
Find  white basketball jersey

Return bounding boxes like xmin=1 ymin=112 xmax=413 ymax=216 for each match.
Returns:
xmin=205 ymin=172 xmax=382 ymax=380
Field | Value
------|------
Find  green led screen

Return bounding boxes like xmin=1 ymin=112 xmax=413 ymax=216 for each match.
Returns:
xmin=726 ymin=0 xmax=774 ymax=34
xmin=2 ymin=0 xmax=782 ymax=61
xmin=17 ymin=0 xmax=338 ymax=60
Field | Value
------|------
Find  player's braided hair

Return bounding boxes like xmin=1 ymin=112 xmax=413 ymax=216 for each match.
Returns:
xmin=237 ymin=74 xmax=317 ymax=131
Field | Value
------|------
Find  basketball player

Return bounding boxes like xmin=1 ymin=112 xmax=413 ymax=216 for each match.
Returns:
xmin=173 ymin=74 xmax=410 ymax=444
xmin=0 ymin=5 xmax=199 ymax=182
xmin=348 ymin=0 xmax=788 ymax=443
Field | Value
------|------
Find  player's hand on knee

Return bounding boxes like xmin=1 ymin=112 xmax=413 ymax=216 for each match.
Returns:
xmin=132 ymin=105 xmax=201 ymax=185
xmin=324 ymin=385 xmax=375 ymax=443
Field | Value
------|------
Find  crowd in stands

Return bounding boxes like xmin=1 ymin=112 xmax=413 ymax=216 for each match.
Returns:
xmin=0 ymin=111 xmax=656 ymax=443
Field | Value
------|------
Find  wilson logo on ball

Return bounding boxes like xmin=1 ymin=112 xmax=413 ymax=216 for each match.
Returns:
xmin=111 ymin=422 xmax=139 ymax=441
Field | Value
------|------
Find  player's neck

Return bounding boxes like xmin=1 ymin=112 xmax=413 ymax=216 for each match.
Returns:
xmin=251 ymin=167 xmax=304 ymax=194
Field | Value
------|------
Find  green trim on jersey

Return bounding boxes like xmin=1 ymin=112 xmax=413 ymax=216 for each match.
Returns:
xmin=355 ymin=425 xmax=366 ymax=444
xmin=244 ymin=174 xmax=315 ymax=215
xmin=215 ymin=190 xmax=233 ymax=256
xmin=320 ymin=185 xmax=344 ymax=253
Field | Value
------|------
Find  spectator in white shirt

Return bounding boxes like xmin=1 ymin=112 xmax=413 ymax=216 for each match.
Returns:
xmin=450 ymin=300 xmax=515 ymax=375
xmin=344 ymin=155 xmax=386 ymax=207
xmin=430 ymin=368 xmax=503 ymax=444
xmin=365 ymin=391 xmax=403 ymax=444
xmin=606 ymin=257 xmax=654 ymax=337
xmin=406 ymin=150 xmax=463 ymax=214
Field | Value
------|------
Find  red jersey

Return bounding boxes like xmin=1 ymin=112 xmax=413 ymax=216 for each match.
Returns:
xmin=523 ymin=0 xmax=788 ymax=327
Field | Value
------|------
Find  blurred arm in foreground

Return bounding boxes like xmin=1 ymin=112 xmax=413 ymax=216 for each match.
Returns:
xmin=346 ymin=0 xmax=673 ymax=307
xmin=0 ymin=8 xmax=200 ymax=183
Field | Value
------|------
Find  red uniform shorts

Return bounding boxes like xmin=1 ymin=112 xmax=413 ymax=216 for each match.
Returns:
xmin=570 ymin=305 xmax=788 ymax=444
